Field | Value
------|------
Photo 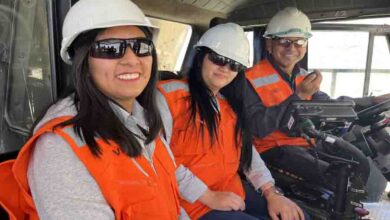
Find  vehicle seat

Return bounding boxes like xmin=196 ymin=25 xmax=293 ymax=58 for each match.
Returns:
xmin=158 ymin=70 xmax=181 ymax=80
xmin=0 ymin=206 xmax=8 ymax=220
xmin=178 ymin=28 xmax=200 ymax=78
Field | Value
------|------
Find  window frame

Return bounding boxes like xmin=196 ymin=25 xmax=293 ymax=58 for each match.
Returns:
xmin=311 ymin=23 xmax=390 ymax=97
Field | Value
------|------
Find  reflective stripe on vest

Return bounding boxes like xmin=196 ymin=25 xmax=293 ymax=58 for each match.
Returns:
xmin=158 ymin=79 xmax=244 ymax=219
xmin=246 ymin=59 xmax=310 ymax=152
xmin=252 ymin=73 xmax=280 ymax=88
xmin=60 ymin=127 xmax=158 ymax=178
xmin=0 ymin=116 xmax=180 ymax=220
xmin=160 ymin=80 xmax=189 ymax=93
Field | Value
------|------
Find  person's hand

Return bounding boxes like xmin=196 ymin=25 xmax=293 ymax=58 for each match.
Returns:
xmin=265 ymin=192 xmax=305 ymax=220
xmin=296 ymin=70 xmax=322 ymax=100
xmin=373 ymin=93 xmax=390 ymax=104
xmin=198 ymin=189 xmax=245 ymax=211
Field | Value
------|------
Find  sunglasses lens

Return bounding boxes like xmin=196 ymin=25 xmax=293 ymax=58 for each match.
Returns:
xmin=90 ymin=38 xmax=153 ymax=59
xmin=229 ymin=63 xmax=239 ymax=72
xmin=208 ymin=52 xmax=244 ymax=72
xmin=130 ymin=38 xmax=153 ymax=57
xmin=277 ymin=38 xmax=290 ymax=46
xmin=295 ymin=39 xmax=307 ymax=47
xmin=209 ymin=52 xmax=227 ymax=66
xmin=90 ymin=39 xmax=124 ymax=59
xmin=275 ymin=38 xmax=307 ymax=48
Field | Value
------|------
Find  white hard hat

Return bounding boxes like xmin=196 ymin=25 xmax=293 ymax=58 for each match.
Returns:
xmin=60 ymin=0 xmax=159 ymax=64
xmin=194 ymin=23 xmax=250 ymax=67
xmin=263 ymin=7 xmax=312 ymax=39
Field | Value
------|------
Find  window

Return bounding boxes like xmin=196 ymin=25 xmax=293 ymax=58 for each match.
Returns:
xmin=308 ymin=31 xmax=369 ymax=98
xmin=309 ymin=17 xmax=390 ymax=98
xmin=369 ymin=35 xmax=390 ymax=96
xmin=1 ymin=0 xmax=53 ymax=135
xmin=245 ymin=31 xmax=254 ymax=67
xmin=149 ymin=18 xmax=192 ymax=72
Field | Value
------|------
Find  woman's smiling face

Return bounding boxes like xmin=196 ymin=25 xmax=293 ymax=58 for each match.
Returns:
xmin=88 ymin=25 xmax=153 ymax=111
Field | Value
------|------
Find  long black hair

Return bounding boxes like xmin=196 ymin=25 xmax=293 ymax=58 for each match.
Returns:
xmin=53 ymin=26 xmax=162 ymax=158
xmin=220 ymin=69 xmax=253 ymax=173
xmin=188 ymin=47 xmax=252 ymax=172
xmin=187 ymin=48 xmax=219 ymax=142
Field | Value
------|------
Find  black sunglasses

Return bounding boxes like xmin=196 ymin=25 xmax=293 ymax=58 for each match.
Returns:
xmin=272 ymin=37 xmax=308 ymax=48
xmin=90 ymin=37 xmax=154 ymax=59
xmin=207 ymin=51 xmax=245 ymax=72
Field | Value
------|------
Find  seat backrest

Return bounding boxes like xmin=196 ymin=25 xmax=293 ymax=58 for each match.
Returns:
xmin=253 ymin=26 xmax=267 ymax=65
xmin=0 ymin=206 xmax=8 ymax=220
xmin=178 ymin=29 xmax=200 ymax=78
xmin=158 ymin=71 xmax=181 ymax=81
xmin=0 ymin=150 xmax=18 ymax=163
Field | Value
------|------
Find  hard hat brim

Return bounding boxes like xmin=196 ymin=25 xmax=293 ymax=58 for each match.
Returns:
xmin=264 ymin=32 xmax=312 ymax=39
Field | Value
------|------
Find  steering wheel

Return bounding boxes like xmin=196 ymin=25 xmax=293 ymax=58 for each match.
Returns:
xmin=357 ymin=99 xmax=390 ymax=125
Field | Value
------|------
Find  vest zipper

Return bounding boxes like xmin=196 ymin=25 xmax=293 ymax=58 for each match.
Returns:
xmin=143 ymin=145 xmax=158 ymax=175
xmin=131 ymin=158 xmax=150 ymax=177
xmin=131 ymin=156 xmax=157 ymax=177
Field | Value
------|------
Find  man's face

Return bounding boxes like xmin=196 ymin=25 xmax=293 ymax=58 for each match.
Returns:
xmin=266 ymin=37 xmax=308 ymax=71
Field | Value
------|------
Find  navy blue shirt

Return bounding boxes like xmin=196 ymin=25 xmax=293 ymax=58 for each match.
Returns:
xmin=244 ymin=57 xmax=330 ymax=138
xmin=244 ymin=57 xmax=376 ymax=139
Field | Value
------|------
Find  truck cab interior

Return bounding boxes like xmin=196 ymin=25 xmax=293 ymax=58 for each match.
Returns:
xmin=1 ymin=0 xmax=390 ymax=219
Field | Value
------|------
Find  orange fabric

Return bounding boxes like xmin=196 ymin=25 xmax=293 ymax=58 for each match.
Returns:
xmin=0 ymin=116 xmax=180 ymax=220
xmin=0 ymin=160 xmax=37 ymax=220
xmin=246 ymin=59 xmax=310 ymax=153
xmin=158 ymin=79 xmax=244 ymax=219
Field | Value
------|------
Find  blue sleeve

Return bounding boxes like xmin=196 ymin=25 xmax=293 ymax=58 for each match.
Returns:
xmin=244 ymin=79 xmax=301 ymax=138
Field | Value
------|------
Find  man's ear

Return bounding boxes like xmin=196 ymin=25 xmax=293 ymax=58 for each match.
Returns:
xmin=265 ymin=39 xmax=272 ymax=54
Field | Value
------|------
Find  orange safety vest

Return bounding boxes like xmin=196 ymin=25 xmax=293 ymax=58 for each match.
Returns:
xmin=0 ymin=116 xmax=180 ymax=220
xmin=246 ymin=59 xmax=310 ymax=153
xmin=158 ymin=80 xmax=244 ymax=220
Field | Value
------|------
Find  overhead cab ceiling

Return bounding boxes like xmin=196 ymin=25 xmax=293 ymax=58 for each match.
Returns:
xmin=229 ymin=0 xmax=390 ymax=26
xmin=133 ymin=0 xmax=390 ymax=29
xmin=132 ymin=0 xmax=224 ymax=29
